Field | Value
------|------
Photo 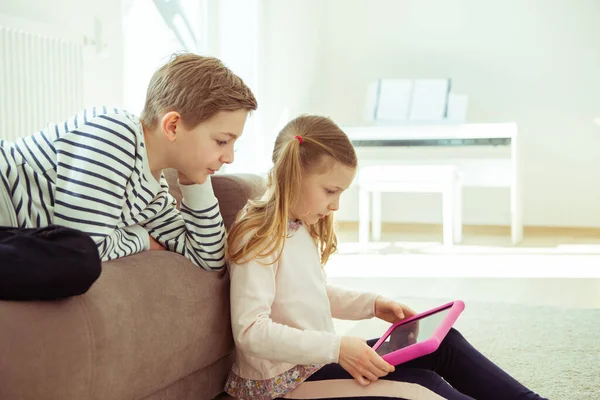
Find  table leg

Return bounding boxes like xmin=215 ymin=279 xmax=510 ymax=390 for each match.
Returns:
xmin=442 ymin=185 xmax=454 ymax=247
xmin=372 ymin=191 xmax=382 ymax=242
xmin=510 ymin=128 xmax=524 ymax=245
xmin=359 ymin=187 xmax=370 ymax=252
xmin=453 ymin=176 xmax=463 ymax=244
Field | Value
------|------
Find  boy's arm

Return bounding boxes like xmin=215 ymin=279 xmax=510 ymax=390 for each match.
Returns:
xmin=53 ymin=115 xmax=148 ymax=261
xmin=95 ymin=225 xmax=149 ymax=260
xmin=230 ymin=256 xmax=341 ymax=365
xmin=141 ymin=176 xmax=226 ymax=271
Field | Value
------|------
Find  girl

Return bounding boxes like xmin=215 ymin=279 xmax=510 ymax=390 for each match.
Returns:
xmin=224 ymin=115 xmax=547 ymax=400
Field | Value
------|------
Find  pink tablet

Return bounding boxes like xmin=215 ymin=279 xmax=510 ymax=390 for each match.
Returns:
xmin=372 ymin=300 xmax=465 ymax=366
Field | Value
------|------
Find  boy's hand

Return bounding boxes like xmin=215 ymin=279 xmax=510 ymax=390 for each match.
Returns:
xmin=375 ymin=297 xmax=417 ymax=324
xmin=149 ymin=236 xmax=166 ymax=251
xmin=338 ymin=336 xmax=394 ymax=386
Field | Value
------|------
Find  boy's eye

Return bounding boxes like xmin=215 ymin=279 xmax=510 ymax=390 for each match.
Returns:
xmin=325 ymin=189 xmax=336 ymax=195
xmin=216 ymin=140 xmax=228 ymax=146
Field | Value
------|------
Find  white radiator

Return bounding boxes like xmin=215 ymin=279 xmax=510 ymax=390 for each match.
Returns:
xmin=0 ymin=15 xmax=84 ymax=142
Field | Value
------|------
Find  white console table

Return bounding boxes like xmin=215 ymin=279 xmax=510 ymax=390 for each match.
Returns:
xmin=343 ymin=122 xmax=523 ymax=245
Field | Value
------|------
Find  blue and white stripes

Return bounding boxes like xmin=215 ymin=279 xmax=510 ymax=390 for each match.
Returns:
xmin=0 ymin=107 xmax=226 ymax=270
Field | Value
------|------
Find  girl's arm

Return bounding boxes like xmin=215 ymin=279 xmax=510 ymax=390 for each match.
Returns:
xmin=326 ymin=283 xmax=380 ymax=320
xmin=230 ymin=257 xmax=341 ymax=365
xmin=323 ymin=269 xmax=380 ymax=320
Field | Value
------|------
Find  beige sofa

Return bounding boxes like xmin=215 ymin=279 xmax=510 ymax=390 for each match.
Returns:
xmin=0 ymin=170 xmax=264 ymax=400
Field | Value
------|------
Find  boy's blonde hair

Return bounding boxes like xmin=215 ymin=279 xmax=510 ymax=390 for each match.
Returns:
xmin=140 ymin=53 xmax=257 ymax=129
xmin=227 ymin=115 xmax=357 ymax=266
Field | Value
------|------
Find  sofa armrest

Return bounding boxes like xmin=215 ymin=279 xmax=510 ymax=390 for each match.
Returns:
xmin=163 ymin=169 xmax=265 ymax=231
xmin=0 ymin=171 xmax=266 ymax=400
xmin=0 ymin=251 xmax=234 ymax=400
xmin=211 ymin=174 xmax=266 ymax=230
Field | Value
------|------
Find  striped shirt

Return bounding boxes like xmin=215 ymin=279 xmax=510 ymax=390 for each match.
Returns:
xmin=0 ymin=107 xmax=226 ymax=270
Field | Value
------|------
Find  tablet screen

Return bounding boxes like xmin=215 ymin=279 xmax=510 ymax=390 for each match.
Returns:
xmin=374 ymin=307 xmax=451 ymax=356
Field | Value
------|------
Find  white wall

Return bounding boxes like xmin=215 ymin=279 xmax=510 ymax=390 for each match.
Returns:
xmin=258 ymin=0 xmax=326 ymax=164
xmin=0 ymin=0 xmax=124 ymax=108
xmin=213 ymin=0 xmax=326 ymax=173
xmin=13 ymin=0 xmax=597 ymax=228
xmin=263 ymin=0 xmax=600 ymax=228
xmin=212 ymin=0 xmax=265 ymax=173
xmin=122 ymin=0 xmax=205 ymax=115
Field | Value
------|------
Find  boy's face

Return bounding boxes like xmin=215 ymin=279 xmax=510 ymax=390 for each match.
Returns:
xmin=291 ymin=159 xmax=356 ymax=225
xmin=171 ymin=109 xmax=248 ymax=184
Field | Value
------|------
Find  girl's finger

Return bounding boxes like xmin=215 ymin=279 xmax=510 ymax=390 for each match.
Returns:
xmin=352 ymin=372 xmax=370 ymax=386
xmin=368 ymin=360 xmax=390 ymax=377
xmin=361 ymin=369 xmax=379 ymax=382
xmin=369 ymin=350 xmax=395 ymax=373
xmin=395 ymin=307 xmax=405 ymax=319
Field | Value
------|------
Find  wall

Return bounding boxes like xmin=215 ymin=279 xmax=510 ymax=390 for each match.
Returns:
xmin=212 ymin=0 xmax=265 ymax=173
xmin=257 ymin=0 xmax=327 ymax=168
xmin=315 ymin=0 xmax=600 ymax=227
xmin=210 ymin=0 xmax=326 ymax=173
xmin=10 ymin=0 xmax=597 ymax=227
xmin=0 ymin=0 xmax=124 ymax=109
xmin=122 ymin=0 xmax=205 ymax=115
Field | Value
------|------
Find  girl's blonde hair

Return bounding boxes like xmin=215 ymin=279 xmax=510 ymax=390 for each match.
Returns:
xmin=226 ymin=115 xmax=357 ymax=266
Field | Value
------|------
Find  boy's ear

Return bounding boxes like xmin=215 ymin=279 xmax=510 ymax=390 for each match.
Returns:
xmin=160 ymin=111 xmax=181 ymax=142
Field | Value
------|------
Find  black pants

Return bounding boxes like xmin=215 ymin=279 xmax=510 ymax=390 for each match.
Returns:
xmin=283 ymin=329 xmax=547 ymax=400
xmin=0 ymin=225 xmax=101 ymax=301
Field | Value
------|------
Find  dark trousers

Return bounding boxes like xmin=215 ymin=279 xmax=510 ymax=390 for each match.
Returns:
xmin=0 ymin=225 xmax=101 ymax=301
xmin=284 ymin=328 xmax=547 ymax=400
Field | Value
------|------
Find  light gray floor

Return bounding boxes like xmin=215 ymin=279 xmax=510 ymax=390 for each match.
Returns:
xmin=328 ymin=277 xmax=600 ymax=310
xmin=330 ymin=225 xmax=600 ymax=322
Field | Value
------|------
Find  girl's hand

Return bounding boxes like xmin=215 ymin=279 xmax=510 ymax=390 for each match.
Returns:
xmin=375 ymin=297 xmax=417 ymax=324
xmin=338 ymin=336 xmax=394 ymax=386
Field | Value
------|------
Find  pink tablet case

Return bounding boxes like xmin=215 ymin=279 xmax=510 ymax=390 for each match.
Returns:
xmin=372 ymin=300 xmax=465 ymax=366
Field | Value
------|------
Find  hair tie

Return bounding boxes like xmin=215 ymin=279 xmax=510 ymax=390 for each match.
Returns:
xmin=294 ymin=135 xmax=304 ymax=144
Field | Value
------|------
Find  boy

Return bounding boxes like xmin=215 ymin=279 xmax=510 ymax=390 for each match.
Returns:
xmin=0 ymin=53 xmax=257 ymax=299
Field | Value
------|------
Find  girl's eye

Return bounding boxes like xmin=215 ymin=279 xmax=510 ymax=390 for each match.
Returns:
xmin=325 ymin=189 xmax=336 ymax=195
xmin=217 ymin=140 xmax=228 ymax=146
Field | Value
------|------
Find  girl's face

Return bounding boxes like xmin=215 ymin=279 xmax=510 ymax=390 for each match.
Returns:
xmin=291 ymin=159 xmax=356 ymax=225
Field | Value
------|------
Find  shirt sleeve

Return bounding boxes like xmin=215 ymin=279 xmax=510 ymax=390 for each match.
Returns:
xmin=230 ymin=254 xmax=342 ymax=365
xmin=325 ymin=284 xmax=380 ymax=320
xmin=52 ymin=113 xmax=147 ymax=261
xmin=141 ymin=176 xmax=226 ymax=271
